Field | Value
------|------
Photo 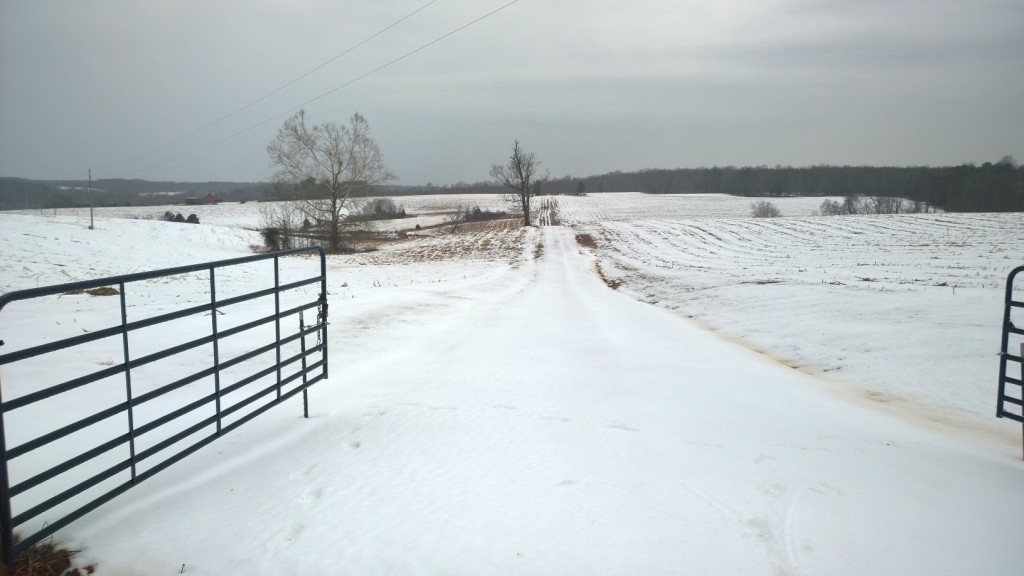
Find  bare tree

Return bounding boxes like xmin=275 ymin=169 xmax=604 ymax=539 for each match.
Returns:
xmin=819 ymin=199 xmax=847 ymax=216
xmin=843 ymin=195 xmax=860 ymax=215
xmin=867 ymin=196 xmax=904 ymax=214
xmin=490 ymin=140 xmax=539 ymax=226
xmin=267 ymin=110 xmax=396 ymax=252
xmin=445 ymin=205 xmax=466 ymax=234
xmin=258 ymin=201 xmax=305 ymax=250
xmin=750 ymin=200 xmax=782 ymax=218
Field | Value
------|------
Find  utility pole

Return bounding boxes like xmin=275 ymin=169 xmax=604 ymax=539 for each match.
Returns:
xmin=88 ymin=168 xmax=94 ymax=230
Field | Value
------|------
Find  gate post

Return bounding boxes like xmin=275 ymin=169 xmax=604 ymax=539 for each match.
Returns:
xmin=299 ymin=311 xmax=309 ymax=419
xmin=210 ymin=266 xmax=223 ymax=435
xmin=119 ymin=281 xmax=138 ymax=484
xmin=273 ymin=256 xmax=282 ymax=400
xmin=0 ymin=372 xmax=14 ymax=568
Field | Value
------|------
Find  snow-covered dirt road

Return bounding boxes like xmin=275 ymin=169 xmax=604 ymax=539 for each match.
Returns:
xmin=61 ymin=225 xmax=1023 ymax=575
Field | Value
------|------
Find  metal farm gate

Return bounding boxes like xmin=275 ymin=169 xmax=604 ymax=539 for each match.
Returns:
xmin=996 ymin=265 xmax=1024 ymax=455
xmin=0 ymin=247 xmax=328 ymax=565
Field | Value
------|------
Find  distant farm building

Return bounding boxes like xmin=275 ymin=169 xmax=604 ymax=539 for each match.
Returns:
xmin=185 ymin=193 xmax=220 ymax=205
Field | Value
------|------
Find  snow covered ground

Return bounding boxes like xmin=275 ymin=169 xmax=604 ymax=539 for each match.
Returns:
xmin=558 ymin=195 xmax=1024 ymax=441
xmin=7 ymin=193 xmax=510 ymax=236
xmin=555 ymin=192 xmax=842 ymax=223
xmin=0 ymin=196 xmax=1022 ymax=575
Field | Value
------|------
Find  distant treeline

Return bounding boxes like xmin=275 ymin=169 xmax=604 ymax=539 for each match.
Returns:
xmin=546 ymin=160 xmax=1023 ymax=212
xmin=3 ymin=159 xmax=1022 ymax=213
xmin=0 ymin=178 xmax=271 ymax=210
xmin=387 ymin=160 xmax=1024 ymax=213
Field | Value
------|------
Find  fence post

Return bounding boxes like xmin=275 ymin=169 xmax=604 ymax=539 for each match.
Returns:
xmin=0 ymin=372 xmax=15 ymax=568
xmin=274 ymin=256 xmax=282 ymax=400
xmin=300 ymin=311 xmax=309 ymax=419
xmin=119 ymin=281 xmax=138 ymax=484
xmin=210 ymin=267 xmax=222 ymax=435
xmin=319 ymin=246 xmax=328 ymax=382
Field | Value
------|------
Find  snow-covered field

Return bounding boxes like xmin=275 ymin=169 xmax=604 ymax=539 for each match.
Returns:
xmin=555 ymin=192 xmax=842 ymax=223
xmin=7 ymin=193 xmax=510 ymax=235
xmin=0 ymin=194 xmax=1022 ymax=575
xmin=558 ymin=195 xmax=1024 ymax=438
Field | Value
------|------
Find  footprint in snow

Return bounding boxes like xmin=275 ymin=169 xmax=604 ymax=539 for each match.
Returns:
xmin=540 ymin=415 xmax=570 ymax=423
xmin=605 ymin=422 xmax=639 ymax=432
xmin=298 ymin=487 xmax=324 ymax=504
xmin=266 ymin=524 xmax=305 ymax=552
xmin=288 ymin=464 xmax=318 ymax=480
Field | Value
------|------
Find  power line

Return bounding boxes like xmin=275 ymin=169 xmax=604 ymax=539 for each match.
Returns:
xmin=130 ymin=0 xmax=440 ymax=163
xmin=141 ymin=0 xmax=521 ymax=174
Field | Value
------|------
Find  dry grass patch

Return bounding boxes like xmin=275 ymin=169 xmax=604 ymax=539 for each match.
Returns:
xmin=5 ymin=536 xmax=95 ymax=576
xmin=548 ymin=201 xmax=562 ymax=226
xmin=594 ymin=262 xmax=622 ymax=290
xmin=61 ymin=286 xmax=120 ymax=297
xmin=575 ymin=233 xmax=597 ymax=249
xmin=354 ymin=222 xmax=528 ymax=266
xmin=411 ymin=217 xmax=520 ymax=235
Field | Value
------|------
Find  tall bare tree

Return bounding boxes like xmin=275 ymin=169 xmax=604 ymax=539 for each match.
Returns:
xmin=490 ymin=140 xmax=539 ymax=226
xmin=267 ymin=110 xmax=396 ymax=252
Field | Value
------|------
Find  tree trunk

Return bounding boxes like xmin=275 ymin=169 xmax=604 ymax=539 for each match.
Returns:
xmin=522 ymin=187 xmax=531 ymax=226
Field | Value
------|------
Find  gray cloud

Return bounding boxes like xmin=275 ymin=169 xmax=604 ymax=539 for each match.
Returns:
xmin=1 ymin=0 xmax=1021 ymax=184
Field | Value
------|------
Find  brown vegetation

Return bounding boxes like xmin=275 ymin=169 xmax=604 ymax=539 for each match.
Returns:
xmin=61 ymin=286 xmax=120 ymax=297
xmin=575 ymin=234 xmax=597 ymax=249
xmin=5 ymin=537 xmax=94 ymax=576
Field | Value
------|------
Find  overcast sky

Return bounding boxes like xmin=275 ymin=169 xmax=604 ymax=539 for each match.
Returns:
xmin=2 ymin=0 xmax=1022 ymax=185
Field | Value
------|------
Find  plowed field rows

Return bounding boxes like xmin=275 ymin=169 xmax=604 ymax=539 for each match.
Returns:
xmin=557 ymin=193 xmax=1024 ymax=433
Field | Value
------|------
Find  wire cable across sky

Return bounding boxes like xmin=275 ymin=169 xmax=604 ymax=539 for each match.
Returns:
xmin=137 ymin=0 xmax=522 ymax=176
xmin=130 ymin=0 xmax=440 ymax=164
